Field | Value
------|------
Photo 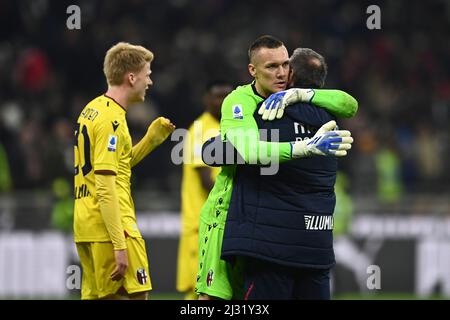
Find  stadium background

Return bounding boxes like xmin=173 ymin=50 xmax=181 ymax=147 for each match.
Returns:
xmin=0 ymin=0 xmax=448 ymax=299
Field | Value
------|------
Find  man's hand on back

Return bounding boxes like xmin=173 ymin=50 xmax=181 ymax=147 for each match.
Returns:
xmin=258 ymin=88 xmax=316 ymax=121
xmin=291 ymin=120 xmax=353 ymax=158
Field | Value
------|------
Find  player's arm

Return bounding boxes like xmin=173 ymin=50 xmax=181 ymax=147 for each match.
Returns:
xmin=131 ymin=117 xmax=175 ymax=168
xmin=220 ymin=94 xmax=292 ymax=165
xmin=202 ymin=135 xmax=244 ymax=166
xmin=259 ymin=89 xmax=358 ymax=120
xmin=92 ymin=119 xmax=128 ymax=280
xmin=221 ymin=93 xmax=353 ymax=164
xmin=94 ymin=171 xmax=128 ymax=280
xmin=204 ymin=119 xmax=353 ymax=166
xmin=94 ymin=171 xmax=125 ymax=250
xmin=311 ymin=89 xmax=358 ymax=118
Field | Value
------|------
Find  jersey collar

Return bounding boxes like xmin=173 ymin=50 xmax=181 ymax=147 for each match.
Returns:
xmin=251 ymin=81 xmax=266 ymax=100
xmin=103 ymin=94 xmax=127 ymax=113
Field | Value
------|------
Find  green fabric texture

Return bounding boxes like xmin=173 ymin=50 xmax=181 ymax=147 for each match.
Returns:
xmin=312 ymin=89 xmax=358 ymax=118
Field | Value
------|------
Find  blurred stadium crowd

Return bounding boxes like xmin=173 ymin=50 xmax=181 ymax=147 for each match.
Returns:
xmin=0 ymin=0 xmax=448 ymax=210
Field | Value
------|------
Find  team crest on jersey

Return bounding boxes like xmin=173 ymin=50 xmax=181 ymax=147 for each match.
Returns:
xmin=136 ymin=267 xmax=148 ymax=285
xmin=107 ymin=135 xmax=117 ymax=152
xmin=232 ymin=105 xmax=243 ymax=119
xmin=206 ymin=269 xmax=214 ymax=287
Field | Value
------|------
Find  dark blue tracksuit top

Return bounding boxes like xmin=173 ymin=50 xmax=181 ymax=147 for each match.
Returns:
xmin=221 ymin=102 xmax=338 ymax=269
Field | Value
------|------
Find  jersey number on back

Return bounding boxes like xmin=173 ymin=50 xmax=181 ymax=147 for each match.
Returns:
xmin=74 ymin=123 xmax=92 ymax=176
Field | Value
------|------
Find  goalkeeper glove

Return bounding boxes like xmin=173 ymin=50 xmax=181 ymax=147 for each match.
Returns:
xmin=291 ymin=120 xmax=353 ymax=158
xmin=258 ymin=88 xmax=316 ymax=121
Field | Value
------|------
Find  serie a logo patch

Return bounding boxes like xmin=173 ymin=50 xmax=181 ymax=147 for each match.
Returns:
xmin=107 ymin=135 xmax=117 ymax=152
xmin=232 ymin=105 xmax=243 ymax=119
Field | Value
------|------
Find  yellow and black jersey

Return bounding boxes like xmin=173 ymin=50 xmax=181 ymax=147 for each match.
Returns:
xmin=74 ymin=94 xmax=141 ymax=243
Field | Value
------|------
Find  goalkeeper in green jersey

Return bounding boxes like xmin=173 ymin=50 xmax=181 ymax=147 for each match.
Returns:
xmin=196 ymin=35 xmax=357 ymax=300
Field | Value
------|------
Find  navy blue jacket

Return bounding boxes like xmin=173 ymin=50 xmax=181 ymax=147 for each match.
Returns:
xmin=221 ymin=102 xmax=338 ymax=269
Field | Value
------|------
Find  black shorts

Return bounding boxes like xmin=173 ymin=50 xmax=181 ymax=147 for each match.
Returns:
xmin=242 ymin=257 xmax=331 ymax=300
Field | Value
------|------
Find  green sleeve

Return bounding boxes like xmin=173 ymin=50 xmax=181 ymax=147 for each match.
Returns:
xmin=220 ymin=89 xmax=291 ymax=164
xmin=311 ymin=89 xmax=358 ymax=118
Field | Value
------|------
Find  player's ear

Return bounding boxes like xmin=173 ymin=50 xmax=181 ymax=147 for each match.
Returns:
xmin=248 ymin=63 xmax=256 ymax=78
xmin=287 ymin=69 xmax=294 ymax=87
xmin=127 ymin=72 xmax=136 ymax=86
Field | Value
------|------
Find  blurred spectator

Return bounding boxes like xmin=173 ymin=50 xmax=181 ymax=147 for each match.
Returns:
xmin=14 ymin=48 xmax=50 ymax=93
xmin=51 ymin=177 xmax=73 ymax=232
xmin=375 ymin=133 xmax=403 ymax=205
xmin=0 ymin=0 xmax=447 ymax=202
xmin=414 ymin=124 xmax=444 ymax=191
xmin=0 ymin=142 xmax=12 ymax=192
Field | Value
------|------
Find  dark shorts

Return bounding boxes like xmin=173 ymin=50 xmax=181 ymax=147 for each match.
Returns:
xmin=242 ymin=257 xmax=331 ymax=300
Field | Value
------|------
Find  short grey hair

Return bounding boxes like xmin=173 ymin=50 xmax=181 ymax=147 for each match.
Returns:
xmin=289 ymin=48 xmax=328 ymax=88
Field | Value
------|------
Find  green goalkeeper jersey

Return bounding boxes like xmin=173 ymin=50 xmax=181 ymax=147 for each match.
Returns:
xmin=199 ymin=83 xmax=357 ymax=228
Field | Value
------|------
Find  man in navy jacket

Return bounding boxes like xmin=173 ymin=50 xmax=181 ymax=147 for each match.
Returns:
xmin=204 ymin=48 xmax=354 ymax=299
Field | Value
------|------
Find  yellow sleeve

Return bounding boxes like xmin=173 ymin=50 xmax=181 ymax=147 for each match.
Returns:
xmin=95 ymin=173 xmax=126 ymax=250
xmin=189 ymin=117 xmax=220 ymax=168
xmin=130 ymin=129 xmax=158 ymax=168
xmin=131 ymin=117 xmax=174 ymax=168
xmin=93 ymin=118 xmax=120 ymax=173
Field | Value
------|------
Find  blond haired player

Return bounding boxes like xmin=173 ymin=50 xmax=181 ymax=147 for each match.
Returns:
xmin=74 ymin=42 xmax=175 ymax=300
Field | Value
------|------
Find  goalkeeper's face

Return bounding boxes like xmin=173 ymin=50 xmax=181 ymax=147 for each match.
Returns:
xmin=130 ymin=62 xmax=153 ymax=103
xmin=249 ymin=46 xmax=289 ymax=98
